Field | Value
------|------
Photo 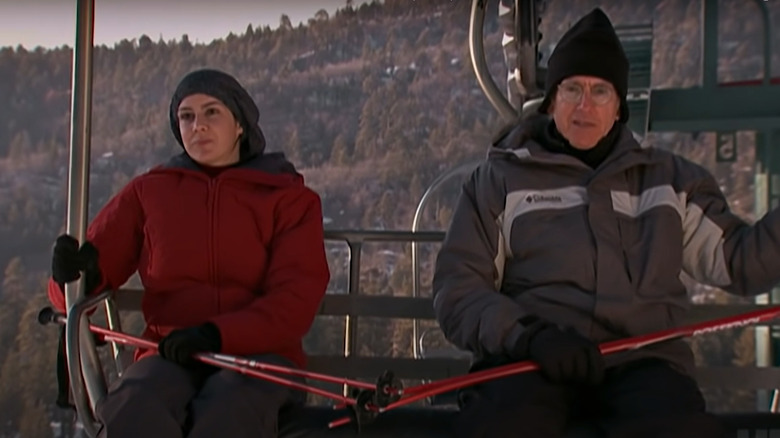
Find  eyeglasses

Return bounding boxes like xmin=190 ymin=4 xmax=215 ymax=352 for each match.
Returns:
xmin=557 ymin=81 xmax=616 ymax=106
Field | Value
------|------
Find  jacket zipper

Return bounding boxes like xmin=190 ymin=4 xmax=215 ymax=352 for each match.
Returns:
xmin=207 ymin=178 xmax=220 ymax=313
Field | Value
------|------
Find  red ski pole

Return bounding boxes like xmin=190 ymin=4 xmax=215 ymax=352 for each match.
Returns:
xmin=38 ymin=307 xmax=362 ymax=405
xmin=207 ymin=353 xmax=376 ymax=392
xmin=329 ymin=304 xmax=780 ymax=428
xmin=390 ymin=305 xmax=780 ymax=408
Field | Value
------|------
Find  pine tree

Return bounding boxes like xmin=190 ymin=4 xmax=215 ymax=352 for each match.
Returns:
xmin=0 ymin=258 xmax=28 ymax=435
xmin=330 ymin=133 xmax=351 ymax=165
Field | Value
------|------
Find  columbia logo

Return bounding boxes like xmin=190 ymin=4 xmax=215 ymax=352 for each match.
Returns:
xmin=525 ymin=194 xmax=563 ymax=203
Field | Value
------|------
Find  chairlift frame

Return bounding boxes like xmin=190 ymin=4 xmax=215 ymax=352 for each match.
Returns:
xmin=57 ymin=0 xmax=780 ymax=436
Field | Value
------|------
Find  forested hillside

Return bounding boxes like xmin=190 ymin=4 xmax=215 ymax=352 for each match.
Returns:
xmin=0 ymin=0 xmax=777 ymax=435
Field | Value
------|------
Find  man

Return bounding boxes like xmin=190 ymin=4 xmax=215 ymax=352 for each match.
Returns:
xmin=433 ymin=8 xmax=768 ymax=438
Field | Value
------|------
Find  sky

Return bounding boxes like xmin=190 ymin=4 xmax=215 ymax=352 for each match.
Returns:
xmin=0 ymin=0 xmax=374 ymax=50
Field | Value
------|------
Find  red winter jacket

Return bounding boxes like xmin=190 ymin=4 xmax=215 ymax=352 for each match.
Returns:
xmin=48 ymin=153 xmax=330 ymax=368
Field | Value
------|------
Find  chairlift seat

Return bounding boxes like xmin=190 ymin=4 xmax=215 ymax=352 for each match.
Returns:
xmin=277 ymin=406 xmax=780 ymax=438
xmin=85 ymin=244 xmax=780 ymax=438
xmin=277 ymin=406 xmax=604 ymax=438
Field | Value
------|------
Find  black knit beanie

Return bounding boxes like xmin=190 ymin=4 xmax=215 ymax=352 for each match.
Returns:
xmin=169 ymin=69 xmax=266 ymax=159
xmin=538 ymin=8 xmax=629 ymax=123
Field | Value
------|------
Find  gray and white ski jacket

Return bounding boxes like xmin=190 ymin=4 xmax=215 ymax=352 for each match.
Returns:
xmin=433 ymin=121 xmax=780 ymax=373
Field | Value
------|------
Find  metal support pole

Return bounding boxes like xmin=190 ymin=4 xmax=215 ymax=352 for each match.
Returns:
xmin=755 ymin=132 xmax=771 ymax=411
xmin=750 ymin=0 xmax=772 ymax=85
xmin=755 ymin=130 xmax=780 ymax=412
xmin=104 ymin=298 xmax=126 ymax=376
xmin=470 ymin=0 xmax=517 ymax=122
xmin=701 ymin=0 xmax=718 ymax=88
xmin=342 ymin=241 xmax=362 ymax=395
xmin=64 ymin=0 xmax=105 ymax=435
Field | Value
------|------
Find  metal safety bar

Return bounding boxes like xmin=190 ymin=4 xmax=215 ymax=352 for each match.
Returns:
xmin=410 ymin=162 xmax=479 ymax=359
xmin=324 ymin=230 xmax=446 ymax=367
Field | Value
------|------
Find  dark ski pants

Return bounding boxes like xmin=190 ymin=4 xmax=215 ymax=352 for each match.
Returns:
xmin=95 ymin=354 xmax=305 ymax=438
xmin=453 ymin=358 xmax=728 ymax=438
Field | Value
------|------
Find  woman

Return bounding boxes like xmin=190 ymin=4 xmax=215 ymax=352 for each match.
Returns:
xmin=432 ymin=8 xmax=769 ymax=438
xmin=48 ymin=68 xmax=330 ymax=437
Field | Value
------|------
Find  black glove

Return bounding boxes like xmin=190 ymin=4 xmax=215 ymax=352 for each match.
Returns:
xmin=51 ymin=234 xmax=101 ymax=292
xmin=525 ymin=324 xmax=605 ymax=385
xmin=158 ymin=323 xmax=222 ymax=368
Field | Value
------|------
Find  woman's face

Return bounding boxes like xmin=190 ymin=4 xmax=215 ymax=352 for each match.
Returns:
xmin=177 ymin=93 xmax=243 ymax=166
